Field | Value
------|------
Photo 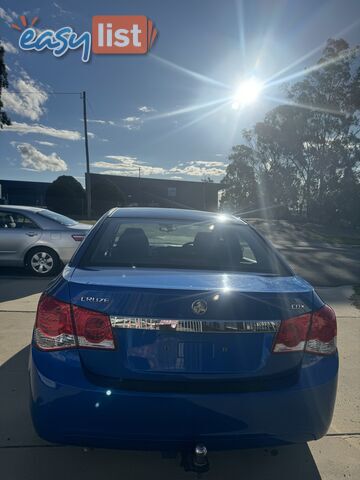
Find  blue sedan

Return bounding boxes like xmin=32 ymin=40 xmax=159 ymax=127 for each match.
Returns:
xmin=29 ymin=208 xmax=338 ymax=462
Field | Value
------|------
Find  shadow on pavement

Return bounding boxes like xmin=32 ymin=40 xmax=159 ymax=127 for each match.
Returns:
xmin=280 ymin=246 xmax=360 ymax=286
xmin=0 ymin=346 xmax=321 ymax=479
xmin=0 ymin=268 xmax=53 ymax=304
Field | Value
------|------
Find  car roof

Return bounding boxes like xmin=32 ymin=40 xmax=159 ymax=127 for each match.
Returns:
xmin=109 ymin=207 xmax=247 ymax=224
xmin=0 ymin=205 xmax=44 ymax=212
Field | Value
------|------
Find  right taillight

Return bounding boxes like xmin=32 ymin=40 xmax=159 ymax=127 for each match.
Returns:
xmin=273 ymin=305 xmax=337 ymax=356
xmin=305 ymin=304 xmax=337 ymax=355
xmin=272 ymin=313 xmax=311 ymax=353
xmin=34 ymin=295 xmax=115 ymax=351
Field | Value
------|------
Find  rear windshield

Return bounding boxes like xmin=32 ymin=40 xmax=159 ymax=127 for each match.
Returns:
xmin=37 ymin=210 xmax=78 ymax=226
xmin=80 ymin=218 xmax=290 ymax=275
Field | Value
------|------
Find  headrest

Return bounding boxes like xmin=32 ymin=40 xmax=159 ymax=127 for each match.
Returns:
xmin=193 ymin=232 xmax=217 ymax=250
xmin=114 ymin=227 xmax=149 ymax=259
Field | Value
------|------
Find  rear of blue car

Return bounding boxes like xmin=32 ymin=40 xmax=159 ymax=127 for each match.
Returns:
xmin=29 ymin=209 xmax=338 ymax=451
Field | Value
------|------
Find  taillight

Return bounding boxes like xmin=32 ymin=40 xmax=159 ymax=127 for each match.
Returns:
xmin=305 ymin=305 xmax=337 ymax=355
xmin=72 ymin=305 xmax=115 ymax=349
xmin=272 ymin=305 xmax=337 ymax=356
xmin=72 ymin=234 xmax=85 ymax=242
xmin=34 ymin=295 xmax=76 ymax=350
xmin=272 ymin=313 xmax=311 ymax=353
xmin=34 ymin=295 xmax=115 ymax=351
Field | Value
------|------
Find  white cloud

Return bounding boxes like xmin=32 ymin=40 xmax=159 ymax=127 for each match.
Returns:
xmin=90 ymin=152 xmax=227 ymax=180
xmin=92 ymin=155 xmax=166 ymax=176
xmin=53 ymin=2 xmax=72 ymax=16
xmin=138 ymin=106 xmax=156 ymax=113
xmin=1 ymin=40 xmax=18 ymax=54
xmin=99 ymin=168 xmax=165 ymax=176
xmin=191 ymin=160 xmax=227 ymax=168
xmin=122 ymin=116 xmax=143 ymax=130
xmin=2 ymin=71 xmax=48 ymax=121
xmin=0 ymin=7 xmax=16 ymax=23
xmin=81 ymin=118 xmax=107 ymax=124
xmin=15 ymin=143 xmax=68 ymax=172
xmin=80 ymin=119 xmax=119 ymax=127
xmin=35 ymin=140 xmax=56 ymax=146
xmin=105 ymin=155 xmax=139 ymax=164
xmin=170 ymin=162 xmax=226 ymax=177
xmin=91 ymin=155 xmax=225 ymax=180
xmin=3 ymin=121 xmax=82 ymax=140
xmin=88 ymin=119 xmax=107 ymax=124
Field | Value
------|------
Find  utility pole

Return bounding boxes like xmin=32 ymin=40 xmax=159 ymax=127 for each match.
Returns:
xmin=138 ymin=167 xmax=141 ymax=205
xmin=82 ymin=91 xmax=91 ymax=219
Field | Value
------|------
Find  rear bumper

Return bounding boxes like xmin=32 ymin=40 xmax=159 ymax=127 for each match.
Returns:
xmin=29 ymin=347 xmax=338 ymax=450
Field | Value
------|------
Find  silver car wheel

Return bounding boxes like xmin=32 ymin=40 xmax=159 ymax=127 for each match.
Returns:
xmin=30 ymin=251 xmax=54 ymax=274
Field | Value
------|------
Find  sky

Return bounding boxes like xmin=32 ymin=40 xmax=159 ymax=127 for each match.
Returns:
xmin=0 ymin=0 xmax=359 ymax=186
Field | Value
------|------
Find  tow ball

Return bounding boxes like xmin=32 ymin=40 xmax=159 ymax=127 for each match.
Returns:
xmin=180 ymin=444 xmax=210 ymax=474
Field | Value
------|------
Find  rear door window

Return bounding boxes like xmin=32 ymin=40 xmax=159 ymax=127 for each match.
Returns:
xmin=0 ymin=211 xmax=39 ymax=229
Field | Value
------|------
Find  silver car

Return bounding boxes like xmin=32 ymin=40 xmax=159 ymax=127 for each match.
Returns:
xmin=0 ymin=206 xmax=91 ymax=276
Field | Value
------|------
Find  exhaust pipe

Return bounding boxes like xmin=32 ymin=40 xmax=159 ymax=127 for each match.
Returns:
xmin=180 ymin=443 xmax=209 ymax=473
xmin=194 ymin=444 xmax=208 ymax=468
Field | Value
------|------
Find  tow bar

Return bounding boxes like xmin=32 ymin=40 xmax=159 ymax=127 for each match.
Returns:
xmin=180 ymin=444 xmax=210 ymax=474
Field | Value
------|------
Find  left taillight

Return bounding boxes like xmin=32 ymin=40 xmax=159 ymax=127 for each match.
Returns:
xmin=34 ymin=295 xmax=76 ymax=350
xmin=34 ymin=295 xmax=115 ymax=351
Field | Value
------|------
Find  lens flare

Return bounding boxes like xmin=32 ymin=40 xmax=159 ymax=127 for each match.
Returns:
xmin=232 ymin=77 xmax=263 ymax=109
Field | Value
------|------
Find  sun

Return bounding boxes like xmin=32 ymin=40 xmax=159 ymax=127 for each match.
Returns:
xmin=232 ymin=77 xmax=264 ymax=109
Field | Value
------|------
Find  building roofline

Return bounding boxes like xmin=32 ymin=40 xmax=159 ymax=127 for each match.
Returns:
xmin=90 ymin=172 xmax=222 ymax=188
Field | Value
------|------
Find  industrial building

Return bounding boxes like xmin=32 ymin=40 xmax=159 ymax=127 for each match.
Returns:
xmin=0 ymin=175 xmax=222 ymax=216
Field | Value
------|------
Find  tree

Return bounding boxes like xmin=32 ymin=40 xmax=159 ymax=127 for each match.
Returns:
xmin=220 ymin=145 xmax=259 ymax=213
xmin=223 ymin=38 xmax=360 ymax=226
xmin=243 ymin=123 xmax=302 ymax=215
xmin=91 ymin=177 xmax=125 ymax=215
xmin=0 ymin=40 xmax=11 ymax=128
xmin=46 ymin=176 xmax=86 ymax=216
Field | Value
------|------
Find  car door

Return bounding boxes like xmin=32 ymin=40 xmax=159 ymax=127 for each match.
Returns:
xmin=0 ymin=210 xmax=42 ymax=265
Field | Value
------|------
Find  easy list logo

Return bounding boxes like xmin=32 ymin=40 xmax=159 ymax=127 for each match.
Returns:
xmin=11 ymin=15 xmax=158 ymax=62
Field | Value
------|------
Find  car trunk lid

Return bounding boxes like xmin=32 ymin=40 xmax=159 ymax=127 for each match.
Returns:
xmin=68 ymin=268 xmax=314 ymax=382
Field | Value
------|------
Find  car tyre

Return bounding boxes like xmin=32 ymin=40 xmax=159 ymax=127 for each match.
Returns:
xmin=25 ymin=247 xmax=60 ymax=277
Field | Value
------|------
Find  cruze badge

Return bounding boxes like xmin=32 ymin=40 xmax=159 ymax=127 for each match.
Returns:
xmin=192 ymin=299 xmax=207 ymax=315
xmin=80 ymin=296 xmax=110 ymax=303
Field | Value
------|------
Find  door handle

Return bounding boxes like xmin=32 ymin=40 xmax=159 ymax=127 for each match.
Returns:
xmin=26 ymin=232 xmax=38 ymax=237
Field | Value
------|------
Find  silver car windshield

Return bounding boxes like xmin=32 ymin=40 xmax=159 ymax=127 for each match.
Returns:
xmin=37 ymin=210 xmax=78 ymax=226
